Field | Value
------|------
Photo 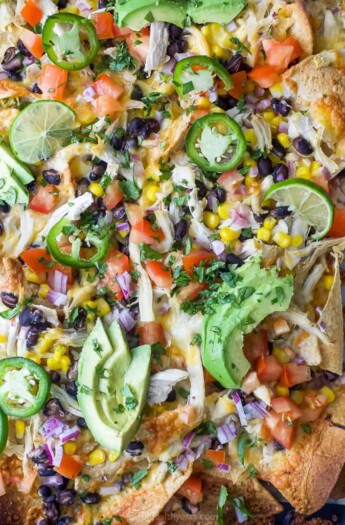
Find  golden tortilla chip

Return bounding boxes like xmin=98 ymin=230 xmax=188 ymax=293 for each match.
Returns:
xmin=273 ymin=1 xmax=313 ymax=56
xmin=0 ymin=80 xmax=32 ymax=100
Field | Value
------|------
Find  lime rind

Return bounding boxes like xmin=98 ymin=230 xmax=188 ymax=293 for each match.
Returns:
xmin=9 ymin=101 xmax=76 ymax=164
xmin=264 ymin=178 xmax=334 ymax=239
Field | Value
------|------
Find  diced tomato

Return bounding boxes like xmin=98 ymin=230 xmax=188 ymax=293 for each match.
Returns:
xmin=112 ymin=25 xmax=132 ymax=38
xmin=21 ymin=0 xmax=43 ymax=27
xmin=204 ymin=369 xmax=216 ymax=383
xmin=146 ymin=261 xmax=173 ymax=288
xmin=93 ymin=12 xmax=116 ymax=39
xmin=271 ymin=397 xmax=302 ymax=421
xmin=311 ymin=174 xmax=329 ymax=193
xmin=279 ymin=363 xmax=311 ymax=388
xmin=177 ymin=281 xmax=205 ymax=302
xmin=204 ymin=449 xmax=226 ymax=464
xmin=265 ymin=411 xmax=295 ymax=449
xmin=327 ymin=209 xmax=345 ymax=238
xmin=130 ymin=219 xmax=165 ymax=245
xmin=20 ymin=248 xmax=72 ymax=283
xmin=228 ymin=71 xmax=247 ymax=100
xmin=241 ymin=371 xmax=260 ymax=394
xmin=256 ymin=355 xmax=283 ymax=383
xmin=138 ymin=321 xmax=165 ymax=346
xmin=38 ymin=64 xmax=68 ymax=100
xmin=178 ymin=476 xmax=203 ymax=505
xmin=217 ymin=170 xmax=244 ymax=193
xmin=103 ymin=180 xmax=123 ymax=210
xmin=29 ymin=185 xmax=58 ymax=214
xmin=126 ymin=32 xmax=150 ymax=63
xmin=283 ymin=37 xmax=303 ymax=62
xmin=243 ymin=331 xmax=269 ymax=364
xmin=20 ymin=29 xmax=44 ymax=59
xmin=190 ymin=108 xmax=210 ymax=122
xmin=298 ymin=406 xmax=324 ymax=424
xmin=126 ymin=204 xmax=143 ymax=225
xmin=262 ymin=38 xmax=294 ymax=72
xmin=182 ymin=250 xmax=215 ymax=276
xmin=93 ymin=95 xmax=123 ymax=119
xmin=55 ymin=455 xmax=83 ymax=480
xmin=101 ymin=250 xmax=129 ymax=298
xmin=93 ymin=74 xmax=124 ymax=99
xmin=248 ymin=65 xmax=280 ymax=89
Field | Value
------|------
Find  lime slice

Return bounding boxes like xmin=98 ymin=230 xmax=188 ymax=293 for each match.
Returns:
xmin=9 ymin=101 xmax=75 ymax=164
xmin=264 ymin=178 xmax=334 ymax=239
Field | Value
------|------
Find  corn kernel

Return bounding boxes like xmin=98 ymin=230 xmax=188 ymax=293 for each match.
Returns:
xmin=54 ymin=345 xmax=67 ymax=361
xmin=24 ymin=267 xmax=42 ymax=284
xmin=218 ymin=202 xmax=231 ymax=220
xmin=244 ymin=159 xmax=257 ymax=168
xmin=263 ymin=111 xmax=275 ymax=122
xmin=322 ymin=275 xmax=334 ymax=290
xmin=119 ymin=229 xmax=129 ymax=238
xmin=201 ymin=24 xmax=212 ymax=38
xmin=15 ymin=420 xmax=26 ymax=440
xmin=61 ymin=355 xmax=71 ymax=374
xmin=263 ymin=217 xmax=277 ymax=230
xmin=269 ymin=82 xmax=283 ymax=97
xmin=275 ymin=385 xmax=289 ymax=397
xmin=291 ymin=234 xmax=303 ymax=247
xmin=320 ymin=386 xmax=336 ymax=404
xmin=203 ymin=211 xmax=220 ymax=229
xmin=244 ymin=129 xmax=256 ymax=146
xmin=219 ymin=227 xmax=241 ymax=242
xmin=47 ymin=357 xmax=60 ymax=371
xmin=272 ymin=347 xmax=290 ymax=364
xmin=270 ymin=116 xmax=283 ymax=128
xmin=244 ymin=80 xmax=254 ymax=94
xmin=0 ymin=333 xmax=7 ymax=344
xmin=64 ymin=441 xmax=78 ymax=455
xmin=245 ymin=175 xmax=256 ymax=188
xmin=38 ymin=284 xmax=50 ymax=299
xmin=146 ymin=184 xmax=160 ymax=202
xmin=60 ymin=6 xmax=79 ymax=13
xmin=277 ymin=133 xmax=291 ymax=148
xmin=291 ymin=390 xmax=304 ymax=405
xmin=145 ymin=165 xmax=160 ymax=181
xmin=296 ymin=166 xmax=311 ymax=179
xmin=268 ymin=153 xmax=282 ymax=166
xmin=212 ymin=44 xmax=228 ymax=59
xmin=273 ymin=231 xmax=291 ymax=249
xmin=25 ymin=352 xmax=41 ymax=364
xmin=256 ymin=227 xmax=271 ymax=242
xmin=108 ymin=451 xmax=120 ymax=462
xmin=311 ymin=161 xmax=321 ymax=174
xmin=95 ymin=298 xmax=111 ymax=316
xmin=88 ymin=449 xmax=106 ymax=466
xmin=89 ymin=182 xmax=104 ymax=197
xmin=195 ymin=97 xmax=211 ymax=109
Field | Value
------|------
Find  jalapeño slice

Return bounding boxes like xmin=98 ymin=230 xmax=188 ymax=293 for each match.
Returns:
xmin=186 ymin=113 xmax=247 ymax=172
xmin=173 ymin=55 xmax=233 ymax=97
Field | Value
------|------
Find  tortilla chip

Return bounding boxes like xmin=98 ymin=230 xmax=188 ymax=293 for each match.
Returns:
xmin=0 ymin=485 xmax=41 ymax=525
xmin=273 ymin=1 xmax=313 ymax=56
xmin=0 ymin=80 xmax=32 ymax=100
xmin=146 ymin=113 xmax=193 ymax=164
xmin=258 ymin=388 xmax=345 ymax=514
xmin=330 ymin=465 xmax=345 ymax=500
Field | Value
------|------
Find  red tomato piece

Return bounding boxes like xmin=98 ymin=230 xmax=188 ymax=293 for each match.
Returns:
xmin=271 ymin=397 xmax=302 ymax=421
xmin=93 ymin=12 xmax=116 ymax=39
xmin=248 ymin=65 xmax=280 ymax=89
xmin=146 ymin=261 xmax=173 ymax=288
xmin=101 ymin=250 xmax=129 ymax=298
xmin=93 ymin=95 xmax=123 ymax=119
xmin=38 ymin=64 xmax=68 ymax=100
xmin=29 ymin=185 xmax=58 ymax=214
xmin=138 ymin=321 xmax=165 ymax=345
xmin=20 ymin=29 xmax=44 ymax=59
xmin=204 ymin=449 xmax=226 ymax=464
xmin=126 ymin=204 xmax=143 ymax=225
xmin=130 ymin=219 xmax=165 ymax=245
xmin=55 ymin=455 xmax=83 ymax=480
xmin=327 ymin=209 xmax=345 ymax=238
xmin=256 ymin=355 xmax=283 ymax=383
xmin=243 ymin=330 xmax=269 ymax=364
xmin=217 ymin=170 xmax=244 ymax=193
xmin=178 ymin=476 xmax=203 ymax=505
xmin=283 ymin=37 xmax=302 ymax=62
xmin=126 ymin=32 xmax=150 ymax=63
xmin=182 ymin=250 xmax=215 ymax=276
xmin=298 ymin=406 xmax=324 ymax=423
xmin=280 ymin=363 xmax=311 ymax=388
xmin=103 ymin=180 xmax=123 ymax=210
xmin=262 ymin=38 xmax=294 ymax=72
xmin=21 ymin=0 xmax=43 ymax=27
xmin=93 ymin=74 xmax=124 ymax=99
xmin=177 ymin=281 xmax=205 ymax=302
xmin=265 ymin=411 xmax=295 ymax=449
xmin=228 ymin=71 xmax=247 ymax=100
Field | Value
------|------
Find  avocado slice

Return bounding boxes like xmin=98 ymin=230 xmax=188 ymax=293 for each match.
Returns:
xmin=116 ymin=0 xmax=188 ymax=30
xmin=0 ymin=143 xmax=34 ymax=185
xmin=0 ymin=160 xmax=29 ymax=207
xmin=187 ymin=0 xmax=247 ymax=25
xmin=201 ymin=258 xmax=293 ymax=388
xmin=77 ymin=318 xmax=151 ymax=452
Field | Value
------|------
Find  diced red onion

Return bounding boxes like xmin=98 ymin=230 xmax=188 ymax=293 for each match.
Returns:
xmin=43 ymin=440 xmax=54 ymax=465
xmin=287 ymin=160 xmax=296 ymax=177
xmin=320 ymin=166 xmax=332 ymax=181
xmin=230 ymin=205 xmax=251 ymax=230
xmin=185 ymin=448 xmax=196 ymax=461
xmin=254 ymin=87 xmax=265 ymax=97
xmin=47 ymin=290 xmax=68 ymax=307
xmin=316 ymin=306 xmax=323 ymax=316
xmin=0 ymin=72 xmax=8 ymax=81
xmin=159 ymin=303 xmax=171 ymax=315
xmin=234 ymin=497 xmax=248 ymax=523
xmin=195 ymin=436 xmax=213 ymax=459
xmin=245 ymin=94 xmax=258 ymax=105
xmin=182 ymin=430 xmax=195 ymax=449
xmin=117 ymin=309 xmax=135 ymax=332
xmin=207 ymin=193 xmax=218 ymax=213
xmin=278 ymin=121 xmax=289 ymax=134
xmin=117 ymin=221 xmax=130 ymax=232
xmin=83 ymin=86 xmax=96 ymax=102
xmin=211 ymin=240 xmax=226 ymax=257
xmin=255 ymin=98 xmax=271 ymax=111
xmin=175 ymin=453 xmax=189 ymax=471
xmin=319 ymin=321 xmax=327 ymax=333
xmin=99 ymin=483 xmax=123 ymax=496
xmin=43 ymin=475 xmax=65 ymax=487
xmin=208 ymin=88 xmax=218 ymax=103
xmin=226 ymin=20 xmax=237 ymax=31
xmin=292 ymin=356 xmax=305 ymax=365
xmin=52 ymin=443 xmax=63 ymax=467
xmin=59 ymin=425 xmax=80 ymax=444
xmin=217 ymin=462 xmax=231 ymax=472
xmin=249 ymin=166 xmax=258 ymax=177
xmin=39 ymin=417 xmax=68 ymax=439
xmin=161 ymin=57 xmax=176 ymax=75
xmin=116 ymin=271 xmax=132 ymax=300
xmin=232 ymin=392 xmax=248 ymax=426
xmin=174 ymin=52 xmax=194 ymax=61
xmin=244 ymin=401 xmax=269 ymax=420
xmin=216 ymin=422 xmax=237 ymax=444
xmin=47 ymin=270 xmax=68 ymax=294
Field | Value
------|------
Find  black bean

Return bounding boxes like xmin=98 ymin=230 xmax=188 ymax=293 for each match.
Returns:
xmin=76 ymin=179 xmax=89 ymax=196
xmin=271 ymin=138 xmax=286 ymax=159
xmin=120 ymin=234 xmax=129 ymax=256
xmin=225 ymin=54 xmax=243 ymax=74
xmin=17 ymin=39 xmax=32 ymax=58
xmin=7 ymin=72 xmax=21 ymax=81
xmin=0 ymin=202 xmax=10 ymax=213
xmin=43 ymin=169 xmax=61 ymax=185
xmin=43 ymin=501 xmax=60 ymax=520
xmin=216 ymin=94 xmax=237 ymax=111
xmin=97 ymin=0 xmax=107 ymax=7
xmin=19 ymin=308 xmax=46 ymax=327
xmin=0 ymin=292 xmax=18 ymax=308
xmin=0 ymin=221 xmax=4 ymax=236
xmin=66 ymin=359 xmax=78 ymax=382
xmin=167 ymin=39 xmax=186 ymax=57
xmin=271 ymin=206 xmax=291 ymax=219
xmin=145 ymin=118 xmax=160 ymax=134
xmin=43 ymin=398 xmax=65 ymax=418
xmin=38 ymin=485 xmax=52 ymax=498
xmin=43 ymin=494 xmax=57 ymax=504
xmin=58 ymin=489 xmax=77 ymax=507
xmin=257 ymin=157 xmax=272 ymax=177
xmin=26 ymin=181 xmax=37 ymax=194
xmin=89 ymin=170 xmax=102 ymax=182
xmin=273 ymin=440 xmax=285 ymax=451
xmin=195 ymin=180 xmax=207 ymax=199
xmin=225 ymin=253 xmax=244 ymax=266
xmin=122 ymin=137 xmax=138 ymax=150
xmin=92 ymin=160 xmax=107 ymax=177
xmin=39 ymin=519 xmax=53 ymax=525
xmin=168 ymin=23 xmax=183 ymax=41
xmin=38 ymin=467 xmax=56 ymax=477
xmin=337 ymin=168 xmax=345 ymax=179
xmin=56 ymin=477 xmax=69 ymax=491
xmin=271 ymin=98 xmax=280 ymax=113
xmin=272 ymin=163 xmax=289 ymax=182
xmin=2 ymin=47 xmax=23 ymax=72
xmin=72 ymin=308 xmax=86 ymax=330
xmin=26 ymin=329 xmax=39 ymax=348
xmin=253 ymin=213 xmax=266 ymax=223
xmin=77 ymin=417 xmax=88 ymax=429
xmin=81 ymin=492 xmax=101 ymax=505
xmin=32 ymin=83 xmax=43 ymax=94
xmin=29 ymin=447 xmax=49 ymax=466
xmin=215 ymin=187 xmax=226 ymax=203
xmin=65 ymin=381 xmax=77 ymax=399
xmin=28 ymin=322 xmax=49 ymax=334
xmin=49 ymin=370 xmax=61 ymax=384
xmin=271 ymin=98 xmax=291 ymax=117
xmin=113 ymin=202 xmax=126 ymax=220
xmin=57 ymin=518 xmax=73 ymax=525
xmin=111 ymin=133 xmax=123 ymax=151
xmin=57 ymin=0 xmax=68 ymax=7
xmin=131 ymin=84 xmax=143 ymax=101
xmin=292 ymin=136 xmax=313 ymax=156
xmin=166 ymin=389 xmax=177 ymax=402
xmin=125 ymin=440 xmax=144 ymax=457
xmin=174 ymin=219 xmax=188 ymax=241
xmin=181 ymin=498 xmax=200 ymax=515
xmin=128 ymin=117 xmax=146 ymax=136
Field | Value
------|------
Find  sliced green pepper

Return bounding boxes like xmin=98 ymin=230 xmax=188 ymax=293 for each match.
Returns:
xmin=186 ymin=113 xmax=247 ymax=172
xmin=0 ymin=358 xmax=51 ymax=418
xmin=47 ymin=216 xmax=110 ymax=269
xmin=42 ymin=13 xmax=99 ymax=71
xmin=0 ymin=409 xmax=8 ymax=453
xmin=173 ymin=56 xmax=233 ymax=97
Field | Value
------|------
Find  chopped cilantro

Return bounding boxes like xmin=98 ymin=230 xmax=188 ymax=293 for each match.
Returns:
xmin=108 ymin=41 xmax=136 ymax=72
xmin=122 ymin=384 xmax=137 ymax=410
xmin=139 ymin=244 xmax=162 ymax=261
xmin=217 ymin=485 xmax=228 ymax=525
xmin=131 ymin=468 xmax=148 ymax=489
xmin=118 ymin=179 xmax=140 ymax=200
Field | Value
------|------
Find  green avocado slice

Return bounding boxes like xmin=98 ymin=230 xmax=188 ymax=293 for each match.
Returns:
xmin=0 ymin=160 xmax=29 ymax=207
xmin=116 ymin=0 xmax=188 ymax=30
xmin=187 ymin=0 xmax=247 ymax=25
xmin=201 ymin=258 xmax=293 ymax=388
xmin=0 ymin=143 xmax=34 ymax=185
